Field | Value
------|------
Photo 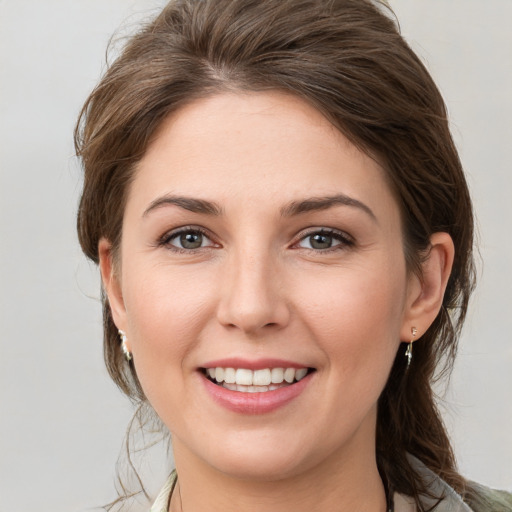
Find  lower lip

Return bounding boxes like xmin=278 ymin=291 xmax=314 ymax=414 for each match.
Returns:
xmin=201 ymin=372 xmax=314 ymax=414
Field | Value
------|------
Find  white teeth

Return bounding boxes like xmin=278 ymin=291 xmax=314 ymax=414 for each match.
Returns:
xmin=235 ymin=368 xmax=253 ymax=386
xmin=295 ymin=368 xmax=308 ymax=381
xmin=222 ymin=383 xmax=283 ymax=393
xmin=284 ymin=368 xmax=295 ymax=383
xmin=253 ymin=369 xmax=271 ymax=386
xmin=271 ymin=368 xmax=284 ymax=383
xmin=224 ymin=367 xmax=236 ymax=384
xmin=215 ymin=367 xmax=225 ymax=383
xmin=206 ymin=366 xmax=310 ymax=388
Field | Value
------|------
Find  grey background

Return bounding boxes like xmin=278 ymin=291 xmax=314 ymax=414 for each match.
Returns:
xmin=0 ymin=1 xmax=510 ymax=510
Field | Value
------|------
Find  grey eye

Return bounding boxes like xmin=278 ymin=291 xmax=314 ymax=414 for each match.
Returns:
xmin=179 ymin=232 xmax=204 ymax=249
xmin=296 ymin=229 xmax=351 ymax=251
xmin=164 ymin=229 xmax=213 ymax=250
xmin=308 ymin=233 xmax=334 ymax=249
xmin=299 ymin=233 xmax=341 ymax=250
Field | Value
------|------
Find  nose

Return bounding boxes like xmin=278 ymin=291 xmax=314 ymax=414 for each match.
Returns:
xmin=216 ymin=247 xmax=291 ymax=335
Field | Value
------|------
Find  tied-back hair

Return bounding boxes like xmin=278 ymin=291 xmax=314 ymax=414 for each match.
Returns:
xmin=75 ymin=1 xmax=476 ymax=509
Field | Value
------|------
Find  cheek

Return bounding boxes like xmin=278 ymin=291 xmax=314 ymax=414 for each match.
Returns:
xmin=296 ymin=259 xmax=407 ymax=372
xmin=121 ymin=261 xmax=216 ymax=388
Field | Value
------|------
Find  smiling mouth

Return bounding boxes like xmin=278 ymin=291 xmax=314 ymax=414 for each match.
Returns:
xmin=202 ymin=367 xmax=316 ymax=393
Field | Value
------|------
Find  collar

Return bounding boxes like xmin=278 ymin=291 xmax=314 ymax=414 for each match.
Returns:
xmin=404 ymin=454 xmax=473 ymax=512
xmin=150 ymin=471 xmax=176 ymax=512
xmin=150 ymin=457 xmax=474 ymax=512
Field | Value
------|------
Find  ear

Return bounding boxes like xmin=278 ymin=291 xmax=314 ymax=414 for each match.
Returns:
xmin=400 ymin=232 xmax=455 ymax=341
xmin=98 ymin=238 xmax=127 ymax=334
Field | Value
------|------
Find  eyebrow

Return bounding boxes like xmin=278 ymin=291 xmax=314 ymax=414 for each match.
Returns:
xmin=143 ymin=195 xmax=223 ymax=217
xmin=280 ymin=194 xmax=377 ymax=222
xmin=143 ymin=193 xmax=376 ymax=222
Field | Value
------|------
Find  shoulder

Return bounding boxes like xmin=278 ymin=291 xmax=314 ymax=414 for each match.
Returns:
xmin=464 ymin=481 xmax=512 ymax=512
xmin=408 ymin=454 xmax=512 ymax=512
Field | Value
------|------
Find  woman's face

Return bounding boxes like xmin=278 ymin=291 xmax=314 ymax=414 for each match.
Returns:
xmin=104 ymin=92 xmax=420 ymax=480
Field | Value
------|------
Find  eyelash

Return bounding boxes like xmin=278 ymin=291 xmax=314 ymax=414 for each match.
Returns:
xmin=157 ymin=226 xmax=354 ymax=253
xmin=157 ymin=226 xmax=216 ymax=253
xmin=292 ymin=228 xmax=354 ymax=253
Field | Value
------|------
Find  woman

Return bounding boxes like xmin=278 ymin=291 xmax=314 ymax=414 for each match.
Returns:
xmin=75 ymin=0 xmax=511 ymax=511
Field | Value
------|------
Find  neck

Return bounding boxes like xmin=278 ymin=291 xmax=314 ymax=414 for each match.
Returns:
xmin=170 ymin=438 xmax=387 ymax=512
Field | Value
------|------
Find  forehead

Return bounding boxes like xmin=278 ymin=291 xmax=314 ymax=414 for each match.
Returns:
xmin=128 ymin=91 xmax=398 ymax=219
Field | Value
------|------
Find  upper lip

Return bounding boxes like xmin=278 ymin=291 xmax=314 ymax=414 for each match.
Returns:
xmin=200 ymin=357 xmax=312 ymax=370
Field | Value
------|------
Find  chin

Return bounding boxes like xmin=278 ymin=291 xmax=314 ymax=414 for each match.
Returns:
xmin=191 ymin=431 xmax=323 ymax=482
xmin=211 ymin=452 xmax=310 ymax=482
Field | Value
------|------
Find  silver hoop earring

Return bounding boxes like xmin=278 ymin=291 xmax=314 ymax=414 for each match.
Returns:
xmin=118 ymin=329 xmax=132 ymax=361
xmin=405 ymin=327 xmax=417 ymax=369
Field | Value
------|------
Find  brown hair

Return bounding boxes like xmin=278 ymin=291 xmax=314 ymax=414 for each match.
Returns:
xmin=75 ymin=0 xmax=476 ymax=509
